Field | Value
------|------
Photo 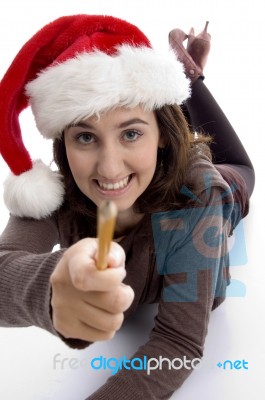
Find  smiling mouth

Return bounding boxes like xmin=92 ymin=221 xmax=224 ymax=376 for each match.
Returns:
xmin=96 ymin=175 xmax=132 ymax=191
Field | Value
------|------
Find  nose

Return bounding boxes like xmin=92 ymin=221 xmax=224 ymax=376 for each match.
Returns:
xmin=97 ymin=144 xmax=124 ymax=179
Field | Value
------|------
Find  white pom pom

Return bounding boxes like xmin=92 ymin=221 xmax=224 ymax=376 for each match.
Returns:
xmin=3 ymin=160 xmax=65 ymax=219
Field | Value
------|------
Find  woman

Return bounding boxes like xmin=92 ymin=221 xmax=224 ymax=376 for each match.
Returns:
xmin=0 ymin=15 xmax=254 ymax=399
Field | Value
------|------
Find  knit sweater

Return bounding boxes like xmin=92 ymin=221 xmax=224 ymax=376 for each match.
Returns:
xmin=0 ymin=151 xmax=249 ymax=399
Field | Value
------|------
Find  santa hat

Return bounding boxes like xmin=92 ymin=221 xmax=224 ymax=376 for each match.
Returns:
xmin=0 ymin=14 xmax=191 ymax=219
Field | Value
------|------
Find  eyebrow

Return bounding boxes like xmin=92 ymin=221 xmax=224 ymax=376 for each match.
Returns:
xmin=117 ymin=118 xmax=149 ymax=129
xmin=68 ymin=118 xmax=149 ymax=130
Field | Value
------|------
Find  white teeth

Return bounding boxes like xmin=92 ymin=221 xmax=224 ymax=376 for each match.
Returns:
xmin=98 ymin=176 xmax=130 ymax=191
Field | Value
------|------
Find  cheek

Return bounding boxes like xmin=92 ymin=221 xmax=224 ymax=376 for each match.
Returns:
xmin=133 ymin=144 xmax=158 ymax=172
xmin=66 ymin=149 xmax=91 ymax=179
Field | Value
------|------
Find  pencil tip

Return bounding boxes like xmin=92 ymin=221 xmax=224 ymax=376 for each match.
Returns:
xmin=99 ymin=200 xmax=118 ymax=218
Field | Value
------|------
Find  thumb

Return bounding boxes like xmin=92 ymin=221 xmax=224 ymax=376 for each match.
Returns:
xmin=107 ymin=241 xmax=126 ymax=269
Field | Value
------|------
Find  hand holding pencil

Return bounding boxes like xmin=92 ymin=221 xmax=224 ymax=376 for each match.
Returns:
xmin=50 ymin=199 xmax=134 ymax=342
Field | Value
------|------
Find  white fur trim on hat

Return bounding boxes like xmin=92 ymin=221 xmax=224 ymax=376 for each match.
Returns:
xmin=26 ymin=45 xmax=191 ymax=139
xmin=3 ymin=160 xmax=65 ymax=219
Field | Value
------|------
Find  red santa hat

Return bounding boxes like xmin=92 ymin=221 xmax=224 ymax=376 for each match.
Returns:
xmin=0 ymin=14 xmax=191 ymax=219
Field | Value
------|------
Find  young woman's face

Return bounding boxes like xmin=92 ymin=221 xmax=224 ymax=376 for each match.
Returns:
xmin=64 ymin=106 xmax=163 ymax=214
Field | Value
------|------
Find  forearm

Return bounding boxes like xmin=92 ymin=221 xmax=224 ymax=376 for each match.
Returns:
xmin=0 ymin=247 xmax=93 ymax=350
xmin=0 ymin=215 xmax=91 ymax=349
xmin=0 ymin=248 xmax=63 ymax=330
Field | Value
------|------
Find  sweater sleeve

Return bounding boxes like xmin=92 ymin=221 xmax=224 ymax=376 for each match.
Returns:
xmin=0 ymin=214 xmax=63 ymax=331
xmin=86 ymin=187 xmax=234 ymax=399
xmin=0 ymin=215 xmax=89 ymax=349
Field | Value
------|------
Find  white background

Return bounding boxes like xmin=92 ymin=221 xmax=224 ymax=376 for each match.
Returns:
xmin=0 ymin=0 xmax=264 ymax=399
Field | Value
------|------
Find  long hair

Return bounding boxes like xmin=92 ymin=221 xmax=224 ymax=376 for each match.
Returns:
xmin=53 ymin=104 xmax=211 ymax=230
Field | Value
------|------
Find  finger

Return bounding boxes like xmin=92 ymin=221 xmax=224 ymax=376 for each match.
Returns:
xmin=68 ymin=253 xmax=126 ymax=291
xmin=52 ymin=296 xmax=124 ymax=338
xmin=78 ymin=301 xmax=124 ymax=332
xmin=102 ymin=241 xmax=126 ymax=269
xmin=79 ymin=323 xmax=116 ymax=342
xmin=82 ymin=284 xmax=135 ymax=314
xmin=52 ymin=311 xmax=116 ymax=342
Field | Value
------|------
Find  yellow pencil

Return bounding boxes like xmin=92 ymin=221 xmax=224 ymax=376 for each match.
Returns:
xmin=97 ymin=200 xmax=118 ymax=270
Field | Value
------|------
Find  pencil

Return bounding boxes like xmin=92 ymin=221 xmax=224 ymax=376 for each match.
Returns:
xmin=96 ymin=200 xmax=118 ymax=270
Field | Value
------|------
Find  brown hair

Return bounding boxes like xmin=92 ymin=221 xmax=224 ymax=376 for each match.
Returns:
xmin=53 ymin=104 xmax=211 ymax=227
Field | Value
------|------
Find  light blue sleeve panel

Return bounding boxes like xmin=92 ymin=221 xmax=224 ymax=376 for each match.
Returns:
xmin=151 ymin=186 xmax=235 ymax=303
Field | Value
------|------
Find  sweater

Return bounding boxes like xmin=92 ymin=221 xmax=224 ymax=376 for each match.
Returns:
xmin=0 ymin=150 xmax=249 ymax=399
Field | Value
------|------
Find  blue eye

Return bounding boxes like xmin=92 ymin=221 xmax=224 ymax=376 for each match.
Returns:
xmin=123 ymin=130 xmax=142 ymax=142
xmin=77 ymin=133 xmax=94 ymax=144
